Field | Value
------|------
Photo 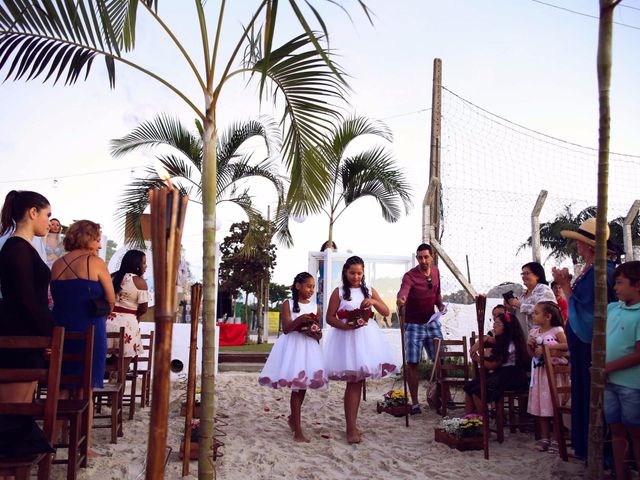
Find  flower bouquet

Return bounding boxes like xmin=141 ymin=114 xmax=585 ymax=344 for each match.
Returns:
xmin=337 ymin=308 xmax=373 ymax=328
xmin=376 ymin=389 xmax=411 ymax=417
xmin=298 ymin=313 xmax=322 ymax=338
xmin=179 ymin=419 xmax=223 ymax=460
xmin=434 ymin=415 xmax=484 ymax=451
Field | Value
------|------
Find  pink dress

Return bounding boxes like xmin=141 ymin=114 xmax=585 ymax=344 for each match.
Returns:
xmin=527 ymin=326 xmax=568 ymax=417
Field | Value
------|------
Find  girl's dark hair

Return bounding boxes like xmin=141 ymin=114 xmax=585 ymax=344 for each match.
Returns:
xmin=291 ymin=272 xmax=313 ymax=313
xmin=489 ymin=312 xmax=530 ymax=367
xmin=492 ymin=304 xmax=506 ymax=313
xmin=536 ymin=301 xmax=563 ymax=327
xmin=112 ymin=250 xmax=146 ymax=294
xmin=0 ymin=190 xmax=50 ymax=235
xmin=522 ymin=262 xmax=548 ymax=285
xmin=341 ymin=256 xmax=370 ymax=301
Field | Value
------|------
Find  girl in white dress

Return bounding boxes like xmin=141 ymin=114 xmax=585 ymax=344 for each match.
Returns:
xmin=324 ymin=256 xmax=397 ymax=444
xmin=258 ymin=272 xmax=326 ymax=442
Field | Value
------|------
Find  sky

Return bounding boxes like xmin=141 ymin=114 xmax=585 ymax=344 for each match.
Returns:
xmin=1 ymin=0 xmax=639 ymax=292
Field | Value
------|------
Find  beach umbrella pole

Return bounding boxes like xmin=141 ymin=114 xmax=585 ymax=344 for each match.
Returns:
xmin=146 ymin=187 xmax=188 ymax=479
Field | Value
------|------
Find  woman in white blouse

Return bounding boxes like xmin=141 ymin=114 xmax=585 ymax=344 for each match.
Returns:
xmin=506 ymin=261 xmax=556 ymax=334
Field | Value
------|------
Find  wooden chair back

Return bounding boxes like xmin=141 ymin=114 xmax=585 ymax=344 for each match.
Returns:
xmin=543 ymin=344 xmax=571 ymax=461
xmin=60 ymin=326 xmax=95 ymax=399
xmin=436 ymin=337 xmax=470 ymax=382
xmin=0 ymin=327 xmax=65 ymax=479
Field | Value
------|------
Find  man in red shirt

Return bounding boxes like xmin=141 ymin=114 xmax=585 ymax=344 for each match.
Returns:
xmin=551 ymin=280 xmax=569 ymax=327
xmin=397 ymin=243 xmax=446 ymax=414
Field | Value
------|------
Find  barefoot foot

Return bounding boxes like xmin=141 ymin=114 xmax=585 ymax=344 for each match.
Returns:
xmin=346 ymin=430 xmax=361 ymax=444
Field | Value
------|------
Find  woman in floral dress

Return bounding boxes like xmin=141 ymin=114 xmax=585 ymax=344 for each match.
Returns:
xmin=107 ymin=250 xmax=148 ymax=368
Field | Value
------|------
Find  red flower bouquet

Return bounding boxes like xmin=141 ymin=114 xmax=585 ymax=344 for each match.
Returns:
xmin=337 ymin=308 xmax=373 ymax=328
xmin=299 ymin=313 xmax=322 ymax=338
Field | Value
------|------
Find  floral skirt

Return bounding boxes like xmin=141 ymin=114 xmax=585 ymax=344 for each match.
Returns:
xmin=258 ymin=332 xmax=327 ymax=390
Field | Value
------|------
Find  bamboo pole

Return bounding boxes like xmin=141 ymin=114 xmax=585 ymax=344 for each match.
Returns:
xmin=146 ymin=187 xmax=188 ymax=480
xmin=182 ymin=283 xmax=203 ymax=476
xmin=475 ymin=295 xmax=489 ymax=460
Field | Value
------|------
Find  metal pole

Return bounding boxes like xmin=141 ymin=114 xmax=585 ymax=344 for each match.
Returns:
xmin=531 ymin=190 xmax=548 ymax=263
xmin=623 ymin=200 xmax=640 ymax=261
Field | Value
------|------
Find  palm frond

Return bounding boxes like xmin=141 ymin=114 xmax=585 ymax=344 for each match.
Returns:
xmin=110 ymin=114 xmax=202 ymax=166
xmin=339 ymin=146 xmax=412 ymax=222
xmin=0 ymin=0 xmax=132 ymax=87
xmin=251 ymin=33 xmax=346 ymax=212
xmin=331 ymin=116 xmax=392 ymax=159
xmin=217 ymin=117 xmax=281 ymax=166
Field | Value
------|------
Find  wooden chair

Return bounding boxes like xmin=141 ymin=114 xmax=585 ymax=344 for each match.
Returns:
xmin=0 ymin=327 xmax=64 ymax=480
xmin=124 ymin=331 xmax=154 ymax=416
xmin=51 ymin=327 xmax=94 ymax=479
xmin=495 ymin=389 xmax=532 ymax=443
xmin=93 ymin=327 xmax=125 ymax=443
xmin=544 ymin=344 xmax=571 ymax=461
xmin=435 ymin=336 xmax=469 ymax=416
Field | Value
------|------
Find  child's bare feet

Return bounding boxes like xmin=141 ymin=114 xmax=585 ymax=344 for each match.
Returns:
xmin=346 ymin=429 xmax=361 ymax=444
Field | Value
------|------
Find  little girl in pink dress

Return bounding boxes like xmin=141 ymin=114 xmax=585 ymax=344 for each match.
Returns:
xmin=527 ymin=301 xmax=569 ymax=451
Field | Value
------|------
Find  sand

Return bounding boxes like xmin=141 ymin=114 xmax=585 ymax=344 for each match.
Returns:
xmin=49 ymin=372 xmax=588 ymax=479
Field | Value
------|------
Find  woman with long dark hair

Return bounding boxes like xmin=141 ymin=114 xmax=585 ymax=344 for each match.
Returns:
xmin=464 ymin=311 xmax=530 ymax=414
xmin=106 ymin=250 xmax=148 ymax=369
xmin=0 ymin=190 xmax=53 ymax=403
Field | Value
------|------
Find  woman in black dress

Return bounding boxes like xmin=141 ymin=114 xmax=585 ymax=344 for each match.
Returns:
xmin=0 ymin=190 xmax=54 ymax=403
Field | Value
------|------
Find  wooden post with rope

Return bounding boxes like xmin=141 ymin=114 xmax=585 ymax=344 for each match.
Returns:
xmin=475 ymin=294 xmax=489 ymax=460
xmin=182 ymin=283 xmax=203 ymax=476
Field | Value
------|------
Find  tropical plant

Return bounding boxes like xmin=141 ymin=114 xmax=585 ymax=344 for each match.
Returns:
xmin=111 ymin=115 xmax=292 ymax=248
xmin=519 ymin=204 xmax=638 ymax=265
xmin=312 ymin=116 xmax=412 ymax=245
xmin=0 ymin=2 xmax=372 ymax=476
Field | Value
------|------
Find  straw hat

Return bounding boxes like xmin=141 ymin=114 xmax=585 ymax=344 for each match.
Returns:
xmin=560 ymin=217 xmax=610 ymax=247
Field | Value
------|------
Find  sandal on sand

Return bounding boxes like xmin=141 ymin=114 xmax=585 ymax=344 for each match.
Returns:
xmin=537 ymin=439 xmax=551 ymax=452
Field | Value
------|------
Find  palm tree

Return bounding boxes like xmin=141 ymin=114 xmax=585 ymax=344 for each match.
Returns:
xmin=0 ymin=3 xmax=373 ymax=477
xmin=111 ymin=114 xmax=293 ymax=248
xmin=313 ymin=116 xmax=413 ymax=245
xmin=519 ymin=204 xmax=639 ymax=266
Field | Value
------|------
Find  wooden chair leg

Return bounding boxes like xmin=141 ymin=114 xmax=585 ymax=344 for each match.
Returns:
xmin=508 ymin=395 xmax=516 ymax=433
xmin=110 ymin=395 xmax=118 ymax=444
xmin=555 ymin=414 xmax=568 ymax=461
xmin=67 ymin=414 xmax=81 ymax=480
xmin=80 ymin=406 xmax=89 ymax=468
xmin=37 ymin=452 xmax=53 ymax=480
xmin=496 ymin=395 xmax=505 ymax=443
xmin=362 ymin=379 xmax=367 ymax=401
xmin=440 ymin=382 xmax=447 ymax=417
xmin=144 ymin=373 xmax=151 ymax=407
xmin=129 ymin=373 xmax=137 ymax=420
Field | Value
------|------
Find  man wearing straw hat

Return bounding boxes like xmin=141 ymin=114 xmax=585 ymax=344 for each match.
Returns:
xmin=552 ymin=217 xmax=616 ymax=460
xmin=397 ymin=243 xmax=446 ymax=415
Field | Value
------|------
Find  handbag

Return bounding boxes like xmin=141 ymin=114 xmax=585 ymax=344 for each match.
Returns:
xmin=86 ymin=255 xmax=110 ymax=317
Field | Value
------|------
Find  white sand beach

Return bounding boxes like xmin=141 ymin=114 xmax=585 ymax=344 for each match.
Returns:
xmin=50 ymin=372 xmax=587 ymax=480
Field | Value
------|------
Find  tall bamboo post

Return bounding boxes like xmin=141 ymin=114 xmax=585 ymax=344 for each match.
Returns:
xmin=428 ymin=58 xmax=442 ymax=251
xmin=146 ymin=187 xmax=188 ymax=479
xmin=475 ymin=294 xmax=489 ymax=460
xmin=182 ymin=283 xmax=203 ymax=477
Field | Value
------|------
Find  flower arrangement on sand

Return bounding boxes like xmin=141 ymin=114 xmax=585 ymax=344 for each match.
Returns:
xmin=376 ymin=389 xmax=411 ymax=416
xmin=439 ymin=414 xmax=483 ymax=438
xmin=337 ymin=308 xmax=373 ymax=328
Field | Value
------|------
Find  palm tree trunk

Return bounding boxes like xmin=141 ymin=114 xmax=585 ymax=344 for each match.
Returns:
xmin=327 ymin=219 xmax=334 ymax=247
xmin=199 ymin=106 xmax=217 ymax=479
xmin=588 ymin=2 xmax=616 ymax=477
